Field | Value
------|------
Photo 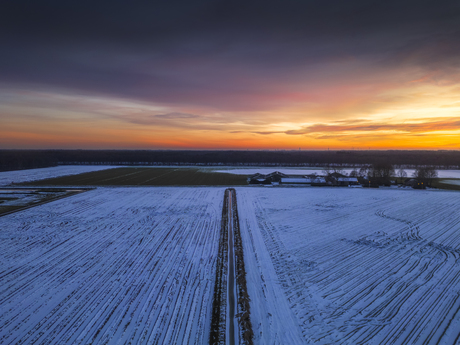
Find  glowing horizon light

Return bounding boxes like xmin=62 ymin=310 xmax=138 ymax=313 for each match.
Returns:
xmin=1 ymin=49 xmax=460 ymax=150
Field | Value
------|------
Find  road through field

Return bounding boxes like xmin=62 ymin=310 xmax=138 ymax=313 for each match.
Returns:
xmin=211 ymin=188 xmax=252 ymax=345
xmin=227 ymin=191 xmax=236 ymax=345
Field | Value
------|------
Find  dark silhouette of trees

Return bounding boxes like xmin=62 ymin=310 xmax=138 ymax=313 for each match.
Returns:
xmin=358 ymin=166 xmax=369 ymax=177
xmin=367 ymin=163 xmax=395 ymax=186
xmin=396 ymin=168 xmax=407 ymax=184
xmin=349 ymin=169 xmax=359 ymax=177
xmin=1 ymin=149 xmax=459 ymax=172
xmin=413 ymin=167 xmax=438 ymax=187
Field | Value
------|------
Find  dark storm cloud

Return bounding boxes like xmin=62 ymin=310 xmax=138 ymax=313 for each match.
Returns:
xmin=3 ymin=0 xmax=459 ymax=43
xmin=1 ymin=0 xmax=459 ymax=110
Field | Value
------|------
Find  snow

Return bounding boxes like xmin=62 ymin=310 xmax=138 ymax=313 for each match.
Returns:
xmin=236 ymin=187 xmax=460 ymax=344
xmin=0 ymin=187 xmax=223 ymax=344
xmin=3 ymin=166 xmax=459 ymax=187
xmin=0 ymin=165 xmax=119 ymax=186
xmin=3 ymin=184 xmax=460 ymax=344
xmin=407 ymin=169 xmax=460 ymax=179
xmin=441 ymin=179 xmax=460 ymax=186
xmin=216 ymin=168 xmax=460 ymax=179
xmin=0 ymin=189 xmax=68 ymax=207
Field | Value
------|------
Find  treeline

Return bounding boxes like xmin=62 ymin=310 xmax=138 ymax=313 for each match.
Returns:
xmin=0 ymin=150 xmax=58 ymax=172
xmin=345 ymin=164 xmax=438 ymax=187
xmin=1 ymin=149 xmax=460 ymax=172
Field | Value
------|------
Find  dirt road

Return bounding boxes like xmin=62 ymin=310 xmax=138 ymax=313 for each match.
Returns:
xmin=227 ymin=191 xmax=236 ymax=345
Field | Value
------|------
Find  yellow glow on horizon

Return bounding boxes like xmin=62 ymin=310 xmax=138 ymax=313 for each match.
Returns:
xmin=1 ymin=76 xmax=460 ymax=149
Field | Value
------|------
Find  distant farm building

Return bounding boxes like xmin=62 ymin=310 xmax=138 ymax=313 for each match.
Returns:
xmin=248 ymin=172 xmax=327 ymax=186
xmin=247 ymin=173 xmax=268 ymax=184
xmin=247 ymin=171 xmax=365 ymax=187
xmin=404 ymin=178 xmax=426 ymax=189
xmin=281 ymin=176 xmax=327 ymax=186
xmin=247 ymin=171 xmax=288 ymax=185
xmin=281 ymin=177 xmax=309 ymax=184
xmin=336 ymin=177 xmax=360 ymax=186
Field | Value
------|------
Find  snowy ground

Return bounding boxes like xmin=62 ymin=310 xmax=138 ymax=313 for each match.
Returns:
xmin=440 ymin=179 xmax=460 ymax=186
xmin=0 ymin=189 xmax=68 ymax=207
xmin=3 ymin=166 xmax=459 ymax=187
xmin=0 ymin=187 xmax=223 ymax=344
xmin=237 ymin=187 xmax=460 ymax=344
xmin=216 ymin=168 xmax=460 ymax=179
xmin=0 ymin=166 xmax=119 ymax=186
xmin=3 ymin=185 xmax=460 ymax=344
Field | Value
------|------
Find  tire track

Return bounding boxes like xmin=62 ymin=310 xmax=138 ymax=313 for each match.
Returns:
xmin=0 ymin=187 xmax=222 ymax=345
xmin=235 ymin=188 xmax=460 ymax=344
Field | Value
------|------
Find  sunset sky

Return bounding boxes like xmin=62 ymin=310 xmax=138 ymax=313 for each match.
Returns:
xmin=1 ymin=0 xmax=460 ymax=150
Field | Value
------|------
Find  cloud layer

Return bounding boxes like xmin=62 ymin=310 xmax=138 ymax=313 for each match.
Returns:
xmin=1 ymin=0 xmax=460 ymax=148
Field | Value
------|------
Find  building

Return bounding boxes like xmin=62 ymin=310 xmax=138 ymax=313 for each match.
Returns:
xmin=336 ymin=177 xmax=360 ymax=186
xmin=247 ymin=171 xmax=289 ymax=185
xmin=248 ymin=171 xmax=328 ymax=186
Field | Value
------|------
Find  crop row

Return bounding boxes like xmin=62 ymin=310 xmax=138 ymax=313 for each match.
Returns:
xmin=0 ymin=187 xmax=223 ymax=344
xmin=237 ymin=188 xmax=460 ymax=344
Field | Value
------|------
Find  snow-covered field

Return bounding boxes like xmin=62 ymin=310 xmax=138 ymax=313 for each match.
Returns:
xmin=431 ymin=170 xmax=460 ymax=178
xmin=441 ymin=179 xmax=460 ymax=186
xmin=237 ymin=187 xmax=460 ymax=344
xmin=0 ymin=189 xmax=68 ymax=207
xmin=3 ymin=185 xmax=460 ymax=344
xmin=0 ymin=166 xmax=119 ymax=186
xmin=0 ymin=187 xmax=223 ymax=344
xmin=3 ymin=166 xmax=459 ymax=187
xmin=216 ymin=168 xmax=460 ymax=179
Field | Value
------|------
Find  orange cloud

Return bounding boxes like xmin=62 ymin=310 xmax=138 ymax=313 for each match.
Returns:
xmin=284 ymin=118 xmax=460 ymax=135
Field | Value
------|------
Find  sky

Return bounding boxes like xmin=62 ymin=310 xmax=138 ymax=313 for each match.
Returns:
xmin=1 ymin=0 xmax=460 ymax=150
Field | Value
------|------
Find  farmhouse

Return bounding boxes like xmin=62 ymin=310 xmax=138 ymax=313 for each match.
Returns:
xmin=280 ymin=176 xmax=328 ymax=186
xmin=311 ymin=177 xmax=327 ymax=185
xmin=281 ymin=177 xmax=311 ymax=184
xmin=266 ymin=171 xmax=289 ymax=182
xmin=247 ymin=171 xmax=289 ymax=184
xmin=336 ymin=177 xmax=360 ymax=186
xmin=404 ymin=178 xmax=426 ymax=189
xmin=248 ymin=172 xmax=328 ymax=186
xmin=247 ymin=173 xmax=268 ymax=184
xmin=248 ymin=171 xmax=366 ymax=187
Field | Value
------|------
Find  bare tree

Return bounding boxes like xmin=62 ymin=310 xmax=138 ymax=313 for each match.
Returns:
xmin=413 ymin=166 xmax=438 ymax=187
xmin=349 ymin=169 xmax=359 ymax=177
xmin=366 ymin=163 xmax=395 ymax=186
xmin=332 ymin=166 xmax=345 ymax=175
xmin=358 ymin=166 xmax=369 ymax=177
xmin=425 ymin=167 xmax=438 ymax=187
xmin=396 ymin=168 xmax=407 ymax=184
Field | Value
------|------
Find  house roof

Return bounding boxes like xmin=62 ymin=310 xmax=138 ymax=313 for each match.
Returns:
xmin=248 ymin=173 xmax=266 ymax=179
xmin=266 ymin=171 xmax=289 ymax=177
